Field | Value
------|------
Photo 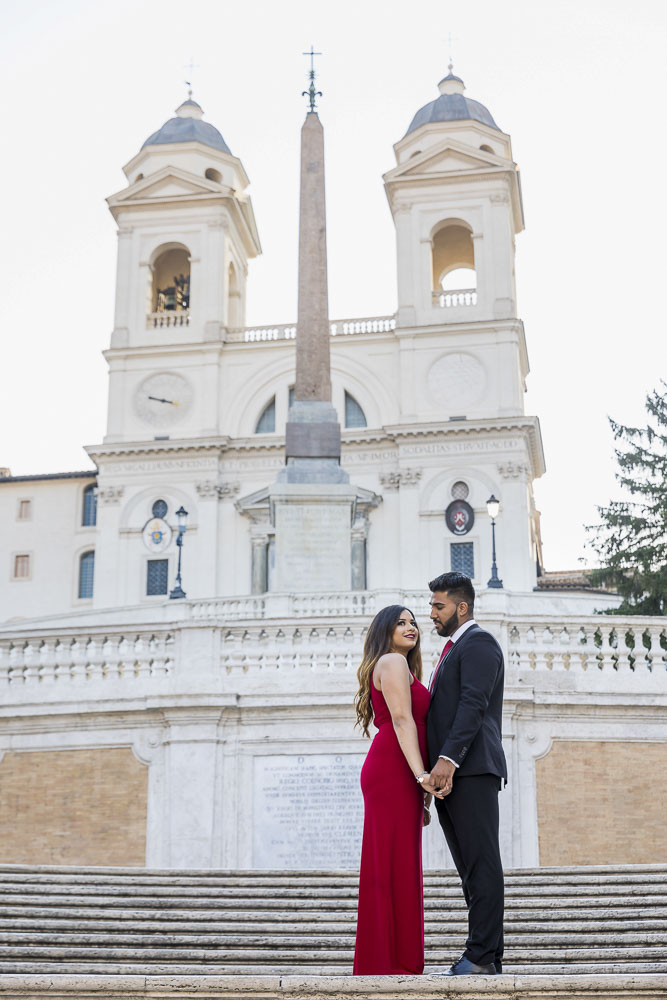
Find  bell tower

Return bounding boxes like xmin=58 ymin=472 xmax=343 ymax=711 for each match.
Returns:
xmin=385 ymin=66 xmax=523 ymax=334
xmin=383 ymin=67 xmax=545 ymax=591
xmin=103 ymin=95 xmax=261 ymax=444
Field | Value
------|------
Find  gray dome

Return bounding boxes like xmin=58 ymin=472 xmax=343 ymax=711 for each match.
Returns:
xmin=405 ymin=73 xmax=500 ymax=136
xmin=142 ymin=98 xmax=232 ymax=154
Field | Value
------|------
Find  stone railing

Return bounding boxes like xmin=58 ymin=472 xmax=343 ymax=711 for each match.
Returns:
xmin=432 ymin=289 xmax=477 ymax=308
xmin=146 ymin=311 xmax=190 ymax=328
xmin=507 ymin=617 xmax=667 ymax=674
xmin=191 ymin=591 xmax=376 ymax=621
xmin=1 ymin=602 xmax=664 ymax=690
xmin=0 ymin=631 xmax=175 ymax=685
xmin=228 ymin=315 xmax=396 ymax=343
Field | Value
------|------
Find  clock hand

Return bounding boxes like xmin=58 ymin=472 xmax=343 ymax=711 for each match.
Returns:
xmin=148 ymin=395 xmax=179 ymax=406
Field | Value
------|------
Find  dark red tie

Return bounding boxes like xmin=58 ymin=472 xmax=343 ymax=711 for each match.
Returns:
xmin=429 ymin=639 xmax=454 ymax=693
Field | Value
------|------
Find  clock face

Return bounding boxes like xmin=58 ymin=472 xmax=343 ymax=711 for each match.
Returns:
xmin=134 ymin=372 xmax=193 ymax=427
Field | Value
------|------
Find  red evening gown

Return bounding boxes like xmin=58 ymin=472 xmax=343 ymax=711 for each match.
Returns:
xmin=353 ymin=674 xmax=430 ymax=974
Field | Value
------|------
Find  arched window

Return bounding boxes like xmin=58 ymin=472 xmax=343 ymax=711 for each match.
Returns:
xmin=82 ymin=484 xmax=97 ymax=526
xmin=78 ymin=551 xmax=95 ymax=599
xmin=345 ymin=392 xmax=367 ymax=429
xmin=205 ymin=167 xmax=222 ymax=183
xmin=432 ymin=222 xmax=476 ymax=291
xmin=152 ymin=246 xmax=190 ymax=313
xmin=255 ymin=398 xmax=276 ymax=433
xmin=480 ymin=144 xmax=494 ymax=154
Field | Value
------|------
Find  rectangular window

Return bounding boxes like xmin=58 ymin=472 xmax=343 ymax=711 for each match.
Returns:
xmin=13 ymin=554 xmax=31 ymax=579
xmin=78 ymin=551 xmax=95 ymax=599
xmin=17 ymin=499 xmax=32 ymax=520
xmin=450 ymin=541 xmax=474 ymax=578
xmin=146 ymin=558 xmax=169 ymax=596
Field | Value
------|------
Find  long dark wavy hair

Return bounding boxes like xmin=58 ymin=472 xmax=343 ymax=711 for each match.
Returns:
xmin=354 ymin=604 xmax=422 ymax=738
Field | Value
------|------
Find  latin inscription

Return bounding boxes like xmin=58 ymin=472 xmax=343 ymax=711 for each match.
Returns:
xmin=253 ymin=754 xmax=365 ymax=869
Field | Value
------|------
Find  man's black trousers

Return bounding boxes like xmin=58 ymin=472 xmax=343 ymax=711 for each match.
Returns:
xmin=434 ymin=773 xmax=504 ymax=970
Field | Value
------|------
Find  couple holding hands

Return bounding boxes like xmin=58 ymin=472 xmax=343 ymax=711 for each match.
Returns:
xmin=353 ymin=571 xmax=507 ymax=977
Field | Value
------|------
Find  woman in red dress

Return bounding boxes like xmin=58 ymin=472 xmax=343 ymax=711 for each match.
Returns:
xmin=353 ymin=605 xmax=434 ymax=975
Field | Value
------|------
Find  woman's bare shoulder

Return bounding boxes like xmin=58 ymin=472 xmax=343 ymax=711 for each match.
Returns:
xmin=373 ymin=652 xmax=411 ymax=688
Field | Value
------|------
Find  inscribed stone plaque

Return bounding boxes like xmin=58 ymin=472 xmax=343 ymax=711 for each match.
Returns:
xmin=273 ymin=500 xmax=352 ymax=592
xmin=253 ymin=753 xmax=365 ymax=869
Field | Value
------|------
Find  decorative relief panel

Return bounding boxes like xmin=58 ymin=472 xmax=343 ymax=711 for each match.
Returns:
xmin=97 ymin=486 xmax=125 ymax=506
xmin=427 ymin=353 xmax=486 ymax=410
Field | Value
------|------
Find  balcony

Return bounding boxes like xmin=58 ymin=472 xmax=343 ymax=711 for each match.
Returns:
xmin=146 ymin=311 xmax=190 ymax=328
xmin=432 ymin=288 xmax=477 ymax=308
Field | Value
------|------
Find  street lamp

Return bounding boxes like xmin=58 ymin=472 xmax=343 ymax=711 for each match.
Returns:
xmin=169 ymin=506 xmax=189 ymax=599
xmin=486 ymin=494 xmax=503 ymax=589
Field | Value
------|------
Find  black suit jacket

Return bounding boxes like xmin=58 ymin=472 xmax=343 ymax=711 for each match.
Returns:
xmin=427 ymin=623 xmax=507 ymax=781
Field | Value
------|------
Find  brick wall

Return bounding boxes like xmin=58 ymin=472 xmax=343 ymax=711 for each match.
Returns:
xmin=0 ymin=747 xmax=148 ymax=866
xmin=536 ymin=740 xmax=667 ymax=865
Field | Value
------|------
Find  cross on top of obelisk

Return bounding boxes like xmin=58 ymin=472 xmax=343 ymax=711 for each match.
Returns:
xmin=302 ymin=45 xmax=322 ymax=112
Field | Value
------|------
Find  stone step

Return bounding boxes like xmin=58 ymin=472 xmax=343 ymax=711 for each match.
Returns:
xmin=1 ymin=944 xmax=666 ymax=962
xmin=0 ymin=865 xmax=665 ymax=978
xmin=1 ymin=923 xmax=667 ymax=943
xmin=0 ymin=972 xmax=666 ymax=1000
xmin=3 ymin=913 xmax=667 ymax=932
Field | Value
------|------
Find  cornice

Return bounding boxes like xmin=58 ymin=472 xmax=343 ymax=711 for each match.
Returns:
xmin=85 ymin=437 xmax=230 ymax=462
xmin=104 ymin=342 xmax=225 ymax=362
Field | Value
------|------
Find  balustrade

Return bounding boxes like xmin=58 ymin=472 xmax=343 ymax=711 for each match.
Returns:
xmin=146 ymin=311 xmax=190 ymax=328
xmin=0 ymin=632 xmax=174 ymax=685
xmin=0 ymin=606 xmax=664 ymax=689
xmin=432 ymin=289 xmax=477 ymax=308
xmin=508 ymin=619 xmax=666 ymax=675
xmin=227 ymin=315 xmax=396 ymax=344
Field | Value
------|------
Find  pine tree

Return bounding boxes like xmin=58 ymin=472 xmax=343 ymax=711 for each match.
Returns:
xmin=587 ymin=382 xmax=667 ymax=615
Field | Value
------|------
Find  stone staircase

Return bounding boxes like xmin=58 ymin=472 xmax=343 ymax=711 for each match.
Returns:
xmin=0 ymin=864 xmax=666 ymax=978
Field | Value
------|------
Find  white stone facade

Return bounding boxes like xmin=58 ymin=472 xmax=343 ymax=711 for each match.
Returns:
xmin=1 ymin=76 xmax=664 ymax=872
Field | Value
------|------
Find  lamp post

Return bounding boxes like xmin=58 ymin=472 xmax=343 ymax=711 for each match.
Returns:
xmin=486 ymin=494 xmax=503 ymax=589
xmin=169 ymin=506 xmax=189 ymax=599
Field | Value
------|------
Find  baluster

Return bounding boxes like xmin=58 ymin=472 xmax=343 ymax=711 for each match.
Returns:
xmin=0 ymin=640 xmax=11 ymax=685
xmin=70 ymin=639 xmax=85 ymax=681
xmin=112 ymin=637 xmax=129 ymax=681
xmin=615 ymin=628 xmax=634 ymax=672
xmin=8 ymin=642 xmax=26 ymax=684
xmin=86 ymin=637 xmax=104 ymax=680
xmin=23 ymin=641 xmax=40 ymax=683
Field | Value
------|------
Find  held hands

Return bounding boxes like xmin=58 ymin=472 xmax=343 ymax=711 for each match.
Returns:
xmin=428 ymin=757 xmax=456 ymax=797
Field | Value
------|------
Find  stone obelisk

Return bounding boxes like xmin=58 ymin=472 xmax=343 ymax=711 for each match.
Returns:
xmin=280 ymin=108 xmax=348 ymax=485
xmin=270 ymin=69 xmax=356 ymax=593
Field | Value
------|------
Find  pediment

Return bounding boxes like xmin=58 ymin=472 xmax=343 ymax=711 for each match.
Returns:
xmin=109 ymin=167 xmax=225 ymax=206
xmin=388 ymin=141 xmax=503 ymax=181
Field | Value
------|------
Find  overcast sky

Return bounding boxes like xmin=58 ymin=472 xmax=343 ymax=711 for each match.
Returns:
xmin=1 ymin=0 xmax=665 ymax=570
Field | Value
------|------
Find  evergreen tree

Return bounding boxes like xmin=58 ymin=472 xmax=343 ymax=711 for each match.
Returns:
xmin=588 ymin=382 xmax=667 ymax=615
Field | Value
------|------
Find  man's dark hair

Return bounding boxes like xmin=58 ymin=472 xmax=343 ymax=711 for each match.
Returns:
xmin=428 ymin=571 xmax=475 ymax=611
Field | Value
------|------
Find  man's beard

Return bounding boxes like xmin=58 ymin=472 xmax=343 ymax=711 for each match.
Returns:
xmin=435 ymin=610 xmax=459 ymax=636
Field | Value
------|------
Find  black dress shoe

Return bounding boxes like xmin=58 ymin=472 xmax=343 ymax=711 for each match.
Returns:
xmin=443 ymin=955 xmax=498 ymax=976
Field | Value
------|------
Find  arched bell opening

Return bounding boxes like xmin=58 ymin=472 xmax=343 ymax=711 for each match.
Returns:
xmin=152 ymin=245 xmax=191 ymax=314
xmin=431 ymin=221 xmax=477 ymax=308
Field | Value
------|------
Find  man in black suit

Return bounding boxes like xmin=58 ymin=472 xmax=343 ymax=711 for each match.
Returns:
xmin=426 ymin=571 xmax=507 ymax=976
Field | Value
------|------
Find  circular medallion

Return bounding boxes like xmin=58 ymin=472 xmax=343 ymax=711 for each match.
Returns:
xmin=445 ymin=499 xmax=475 ymax=535
xmin=427 ymin=353 xmax=486 ymax=410
xmin=142 ymin=517 xmax=173 ymax=553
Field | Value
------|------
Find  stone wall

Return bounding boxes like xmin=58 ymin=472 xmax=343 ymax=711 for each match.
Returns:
xmin=536 ymin=740 xmax=667 ymax=865
xmin=0 ymin=747 xmax=148 ymax=866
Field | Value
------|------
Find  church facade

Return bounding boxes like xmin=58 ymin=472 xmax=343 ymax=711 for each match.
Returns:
xmin=1 ymin=70 xmax=665 ymax=873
